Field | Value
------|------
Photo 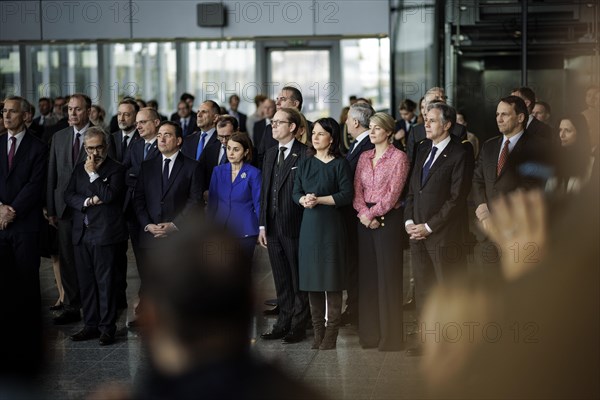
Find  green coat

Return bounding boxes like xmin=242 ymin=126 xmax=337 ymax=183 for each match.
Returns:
xmin=293 ymin=156 xmax=354 ymax=291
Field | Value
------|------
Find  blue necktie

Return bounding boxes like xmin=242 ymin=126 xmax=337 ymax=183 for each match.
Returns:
xmin=421 ymin=146 xmax=438 ymax=186
xmin=196 ymin=132 xmax=208 ymax=160
xmin=219 ymin=145 xmax=227 ymax=165
xmin=162 ymin=158 xmax=171 ymax=194
xmin=347 ymin=140 xmax=357 ymax=157
xmin=144 ymin=142 xmax=152 ymax=159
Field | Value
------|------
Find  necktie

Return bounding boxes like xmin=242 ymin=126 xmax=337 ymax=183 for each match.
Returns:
xmin=144 ymin=142 xmax=152 ymax=159
xmin=219 ymin=145 xmax=227 ymax=165
xmin=421 ymin=146 xmax=438 ymax=186
xmin=72 ymin=132 xmax=81 ymax=164
xmin=181 ymin=119 xmax=187 ymax=134
xmin=347 ymin=140 xmax=357 ymax=155
xmin=196 ymin=132 xmax=208 ymax=160
xmin=162 ymin=158 xmax=171 ymax=194
xmin=278 ymin=146 xmax=287 ymax=167
xmin=497 ymin=139 xmax=510 ymax=176
xmin=7 ymin=136 xmax=16 ymax=170
xmin=122 ymin=135 xmax=129 ymax=158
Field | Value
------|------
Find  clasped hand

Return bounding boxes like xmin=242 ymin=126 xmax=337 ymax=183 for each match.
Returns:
xmin=147 ymin=222 xmax=177 ymax=238
xmin=301 ymin=194 xmax=319 ymax=209
xmin=0 ymin=204 xmax=16 ymax=230
xmin=406 ymin=223 xmax=430 ymax=240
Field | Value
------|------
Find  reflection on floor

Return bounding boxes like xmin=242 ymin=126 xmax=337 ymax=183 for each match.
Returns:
xmin=38 ymin=245 xmax=425 ymax=399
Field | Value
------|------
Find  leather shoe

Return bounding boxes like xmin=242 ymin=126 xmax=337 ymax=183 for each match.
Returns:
xmin=341 ymin=310 xmax=358 ymax=326
xmin=99 ymin=333 xmax=115 ymax=346
xmin=260 ymin=329 xmax=288 ymax=340
xmin=49 ymin=302 xmax=63 ymax=311
xmin=282 ymin=330 xmax=306 ymax=344
xmin=405 ymin=345 xmax=424 ymax=357
xmin=53 ymin=310 xmax=81 ymax=325
xmin=263 ymin=306 xmax=279 ymax=316
xmin=70 ymin=328 xmax=100 ymax=341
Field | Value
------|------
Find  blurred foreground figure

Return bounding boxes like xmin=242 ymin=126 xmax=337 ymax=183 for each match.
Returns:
xmin=420 ymin=179 xmax=599 ymax=398
xmin=115 ymin=215 xmax=325 ymax=400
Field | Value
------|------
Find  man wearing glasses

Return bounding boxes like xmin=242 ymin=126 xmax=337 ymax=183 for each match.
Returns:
xmin=64 ymin=127 xmax=127 ymax=345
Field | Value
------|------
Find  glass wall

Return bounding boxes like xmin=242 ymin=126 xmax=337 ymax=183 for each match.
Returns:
xmin=0 ymin=45 xmax=22 ymax=99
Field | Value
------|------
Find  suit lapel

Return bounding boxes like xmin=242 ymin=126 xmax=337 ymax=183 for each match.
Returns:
xmin=232 ymin=163 xmax=249 ymax=187
xmin=0 ymin=134 xmax=7 ymax=178
xmin=162 ymin=154 xmax=184 ymax=198
xmin=8 ymin=131 xmax=30 ymax=176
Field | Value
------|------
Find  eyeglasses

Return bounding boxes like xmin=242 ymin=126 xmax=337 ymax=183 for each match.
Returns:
xmin=217 ymin=135 xmax=232 ymax=141
xmin=136 ymin=120 xmax=151 ymax=125
xmin=271 ymin=120 xmax=291 ymax=127
xmin=85 ymin=145 xmax=105 ymax=153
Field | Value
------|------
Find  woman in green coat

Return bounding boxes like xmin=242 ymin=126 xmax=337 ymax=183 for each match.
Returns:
xmin=293 ymin=117 xmax=354 ymax=350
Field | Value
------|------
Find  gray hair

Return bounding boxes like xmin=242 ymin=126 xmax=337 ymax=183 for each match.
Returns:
xmin=83 ymin=126 xmax=110 ymax=148
xmin=348 ymin=103 xmax=375 ymax=129
xmin=426 ymin=102 xmax=456 ymax=131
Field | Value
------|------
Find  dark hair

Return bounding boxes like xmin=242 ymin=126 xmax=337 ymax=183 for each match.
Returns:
xmin=217 ymin=114 xmax=239 ymax=131
xmin=39 ymin=97 xmax=52 ymax=105
xmin=499 ymin=95 xmax=529 ymax=128
xmin=180 ymin=92 xmax=195 ymax=102
xmin=512 ymin=87 xmax=536 ymax=112
xmin=136 ymin=98 xmax=147 ymax=108
xmin=203 ymin=100 xmax=221 ymax=115
xmin=427 ymin=102 xmax=457 ymax=132
xmin=159 ymin=120 xmax=183 ymax=138
xmin=228 ymin=132 xmax=253 ymax=162
xmin=535 ymin=101 xmax=552 ymax=115
xmin=229 ymin=94 xmax=240 ymax=103
xmin=119 ymin=98 xmax=140 ymax=113
xmin=309 ymin=117 xmax=342 ymax=158
xmin=70 ymin=93 xmax=92 ymax=109
xmin=254 ymin=94 xmax=267 ymax=106
xmin=282 ymin=86 xmax=303 ymax=111
xmin=400 ymin=99 xmax=417 ymax=112
xmin=558 ymin=114 xmax=592 ymax=178
xmin=147 ymin=99 xmax=159 ymax=109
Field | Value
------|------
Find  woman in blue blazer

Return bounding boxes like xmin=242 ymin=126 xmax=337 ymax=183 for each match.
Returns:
xmin=208 ymin=132 xmax=261 ymax=264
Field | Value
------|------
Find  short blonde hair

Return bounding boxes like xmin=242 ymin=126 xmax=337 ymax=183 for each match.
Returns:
xmin=369 ymin=112 xmax=396 ymax=141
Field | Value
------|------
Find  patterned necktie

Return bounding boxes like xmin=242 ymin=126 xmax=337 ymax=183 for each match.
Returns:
xmin=497 ymin=139 xmax=510 ymax=176
xmin=7 ymin=136 xmax=16 ymax=170
xmin=219 ymin=145 xmax=227 ymax=165
xmin=421 ymin=146 xmax=438 ymax=186
xmin=278 ymin=146 xmax=287 ymax=167
xmin=162 ymin=158 xmax=171 ymax=194
xmin=196 ymin=132 xmax=208 ymax=160
xmin=72 ymin=132 xmax=81 ymax=164
xmin=144 ymin=142 xmax=152 ymax=159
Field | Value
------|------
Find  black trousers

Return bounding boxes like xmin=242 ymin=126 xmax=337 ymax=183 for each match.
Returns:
xmin=266 ymin=232 xmax=309 ymax=333
xmin=115 ymin=205 xmax=143 ymax=306
xmin=58 ymin=218 xmax=80 ymax=312
xmin=343 ymin=206 xmax=359 ymax=317
xmin=0 ymin=230 xmax=41 ymax=308
xmin=74 ymin=238 xmax=118 ymax=335
xmin=357 ymin=207 xmax=404 ymax=351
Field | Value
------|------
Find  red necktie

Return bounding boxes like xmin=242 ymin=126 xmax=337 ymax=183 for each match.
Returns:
xmin=7 ymin=136 xmax=16 ymax=170
xmin=497 ymin=139 xmax=510 ymax=176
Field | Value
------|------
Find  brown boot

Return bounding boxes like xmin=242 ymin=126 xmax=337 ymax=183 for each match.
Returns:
xmin=312 ymin=327 xmax=325 ymax=349
xmin=319 ymin=326 xmax=338 ymax=350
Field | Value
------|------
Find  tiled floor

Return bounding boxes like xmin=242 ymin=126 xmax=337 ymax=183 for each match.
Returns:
xmin=37 ymin=245 xmax=426 ymax=399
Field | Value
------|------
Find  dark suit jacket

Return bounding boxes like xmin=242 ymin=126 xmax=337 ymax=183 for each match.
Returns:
xmin=237 ymin=111 xmax=248 ymax=133
xmin=134 ymin=152 xmax=202 ymax=247
xmin=47 ymin=126 xmax=90 ymax=219
xmin=472 ymin=132 xmax=551 ymax=208
xmin=64 ymin=157 xmax=128 ymax=245
xmin=346 ymin=137 xmax=375 ymax=174
xmin=171 ymin=113 xmax=198 ymax=137
xmin=256 ymin=124 xmax=277 ymax=170
xmin=110 ymin=130 xmax=140 ymax=163
xmin=122 ymin=138 xmax=160 ymax=210
xmin=0 ymin=131 xmax=48 ymax=232
xmin=41 ymin=117 xmax=68 ymax=144
xmin=208 ymin=162 xmax=261 ymax=238
xmin=527 ymin=117 xmax=554 ymax=143
xmin=407 ymin=123 xmax=468 ymax=164
xmin=259 ymin=140 xmax=307 ymax=238
xmin=404 ymin=136 xmax=472 ymax=248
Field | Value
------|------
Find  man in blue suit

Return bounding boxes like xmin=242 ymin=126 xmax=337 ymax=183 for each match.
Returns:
xmin=64 ymin=127 xmax=127 ymax=345
xmin=0 ymin=96 xmax=48 ymax=310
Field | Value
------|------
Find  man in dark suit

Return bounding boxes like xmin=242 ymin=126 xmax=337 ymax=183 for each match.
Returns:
xmin=47 ymin=93 xmax=93 ymax=324
xmin=146 ymin=100 xmax=168 ymax=122
xmin=404 ymin=102 xmax=473 ymax=356
xmin=258 ymin=107 xmax=310 ymax=344
xmin=511 ymin=87 xmax=554 ymax=143
xmin=341 ymin=102 xmax=375 ymax=326
xmin=133 ymin=121 xmax=202 ymax=321
xmin=171 ymin=100 xmax=197 ymax=137
xmin=64 ymin=127 xmax=127 ymax=345
xmin=0 ymin=96 xmax=48 ymax=311
xmin=252 ymin=98 xmax=275 ymax=166
xmin=181 ymin=100 xmax=220 ymax=200
xmin=121 ymin=107 xmax=161 ymax=320
xmin=110 ymin=98 xmax=140 ymax=163
xmin=169 ymin=92 xmax=195 ymax=121
xmin=256 ymin=87 xmax=309 ymax=169
xmin=228 ymin=94 xmax=247 ymax=133
xmin=473 ymin=96 xmax=551 ymax=227
xmin=406 ymin=87 xmax=468 ymax=164
xmin=31 ymin=97 xmax=58 ymax=134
